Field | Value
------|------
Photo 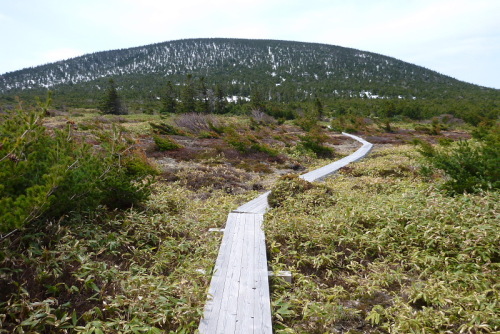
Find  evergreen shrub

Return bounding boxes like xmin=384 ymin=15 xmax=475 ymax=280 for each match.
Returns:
xmin=153 ymin=135 xmax=183 ymax=151
xmin=173 ymin=113 xmax=222 ymax=135
xmin=417 ymin=124 xmax=499 ymax=194
xmin=299 ymin=128 xmax=334 ymax=158
xmin=150 ymin=122 xmax=185 ymax=136
xmin=330 ymin=115 xmax=367 ymax=133
xmin=224 ymin=128 xmax=278 ymax=156
xmin=0 ymin=104 xmax=155 ymax=232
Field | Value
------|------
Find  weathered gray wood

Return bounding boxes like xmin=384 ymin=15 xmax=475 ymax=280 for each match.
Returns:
xmin=235 ymin=214 xmax=257 ymax=332
xmin=233 ymin=191 xmax=271 ymax=214
xmin=199 ymin=133 xmax=372 ymax=333
xmin=199 ymin=213 xmax=272 ymax=334
xmin=253 ymin=213 xmax=273 ymax=333
xmin=300 ymin=133 xmax=373 ymax=182
xmin=201 ymin=214 xmax=238 ymax=333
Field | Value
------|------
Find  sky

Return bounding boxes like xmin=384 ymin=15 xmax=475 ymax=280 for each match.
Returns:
xmin=1 ymin=0 xmax=499 ymax=89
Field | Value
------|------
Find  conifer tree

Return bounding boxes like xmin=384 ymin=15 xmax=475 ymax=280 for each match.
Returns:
xmin=180 ymin=74 xmax=196 ymax=113
xmin=0 ymin=100 xmax=153 ymax=232
xmin=250 ymin=87 xmax=266 ymax=111
xmin=195 ymin=77 xmax=209 ymax=113
xmin=314 ymin=97 xmax=324 ymax=119
xmin=161 ymin=81 xmax=177 ymax=114
xmin=214 ymin=84 xmax=227 ymax=114
xmin=100 ymin=79 xmax=127 ymax=115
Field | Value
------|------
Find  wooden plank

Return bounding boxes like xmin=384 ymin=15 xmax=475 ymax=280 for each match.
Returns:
xmin=229 ymin=213 xmax=273 ymax=333
xmin=199 ymin=213 xmax=272 ymax=334
xmin=235 ymin=214 xmax=257 ymax=332
xmin=253 ymin=214 xmax=273 ymax=333
xmin=199 ymin=133 xmax=372 ymax=334
xmin=199 ymin=213 xmax=239 ymax=333
xmin=233 ymin=191 xmax=270 ymax=214
xmin=301 ymin=133 xmax=373 ymax=182
xmin=216 ymin=213 xmax=244 ymax=333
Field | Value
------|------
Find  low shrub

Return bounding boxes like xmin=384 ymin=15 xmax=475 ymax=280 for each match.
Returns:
xmin=153 ymin=135 xmax=183 ymax=151
xmin=375 ymin=118 xmax=395 ymax=133
xmin=237 ymin=160 xmax=273 ymax=174
xmin=250 ymin=109 xmax=277 ymax=128
xmin=173 ymin=112 xmax=223 ymax=136
xmin=0 ymin=181 xmax=237 ymax=333
xmin=0 ymin=104 xmax=155 ymax=233
xmin=330 ymin=115 xmax=370 ymax=133
xmin=417 ymin=125 xmax=499 ymax=194
xmin=340 ymin=147 xmax=416 ymax=178
xmin=224 ymin=128 xmax=278 ymax=156
xmin=149 ymin=122 xmax=185 ymax=136
xmin=268 ymin=175 xmax=307 ymax=206
xmin=175 ymin=165 xmax=252 ymax=193
xmin=294 ymin=116 xmax=318 ymax=132
xmin=268 ymin=174 xmax=335 ymax=210
xmin=266 ymin=145 xmax=499 ymax=333
xmin=414 ymin=119 xmax=444 ymax=135
xmin=299 ymin=128 xmax=335 ymax=158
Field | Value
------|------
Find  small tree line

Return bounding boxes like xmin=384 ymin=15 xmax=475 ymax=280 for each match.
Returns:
xmin=100 ymin=75 xmax=230 ymax=115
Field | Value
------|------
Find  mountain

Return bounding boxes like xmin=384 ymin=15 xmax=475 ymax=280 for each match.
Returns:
xmin=1 ymin=38 xmax=498 ymax=108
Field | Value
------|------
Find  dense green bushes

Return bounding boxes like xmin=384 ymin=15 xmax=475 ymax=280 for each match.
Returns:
xmin=417 ymin=124 xmax=499 ymax=194
xmin=224 ymin=128 xmax=278 ymax=156
xmin=0 ymin=104 xmax=155 ymax=232
xmin=268 ymin=175 xmax=314 ymax=208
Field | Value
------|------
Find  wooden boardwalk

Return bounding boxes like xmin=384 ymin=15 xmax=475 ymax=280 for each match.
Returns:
xmin=198 ymin=133 xmax=372 ymax=333
xmin=300 ymin=133 xmax=373 ymax=182
xmin=198 ymin=213 xmax=272 ymax=333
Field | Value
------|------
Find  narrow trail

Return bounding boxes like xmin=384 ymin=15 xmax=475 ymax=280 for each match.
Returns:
xmin=199 ymin=133 xmax=373 ymax=333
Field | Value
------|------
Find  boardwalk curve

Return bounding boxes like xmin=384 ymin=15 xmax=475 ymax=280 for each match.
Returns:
xmin=199 ymin=133 xmax=373 ymax=333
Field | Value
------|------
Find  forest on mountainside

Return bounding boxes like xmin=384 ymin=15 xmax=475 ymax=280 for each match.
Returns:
xmin=1 ymin=38 xmax=499 ymax=113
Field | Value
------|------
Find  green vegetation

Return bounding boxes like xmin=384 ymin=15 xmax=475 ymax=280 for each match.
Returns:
xmin=268 ymin=174 xmax=334 ymax=209
xmin=266 ymin=145 xmax=499 ymax=333
xmin=417 ymin=124 xmax=499 ymax=194
xmin=0 ymin=101 xmax=153 ymax=233
xmin=1 ymin=38 xmax=498 ymax=332
xmin=1 ymin=39 xmax=499 ymax=126
xmin=0 ymin=182 xmax=253 ymax=333
xmin=299 ymin=129 xmax=335 ymax=158
xmin=153 ymin=135 xmax=183 ymax=151
xmin=100 ymin=79 xmax=127 ymax=115
xmin=1 ymin=100 xmax=497 ymax=333
xmin=224 ymin=128 xmax=278 ymax=156
xmin=0 ymin=107 xmax=307 ymax=333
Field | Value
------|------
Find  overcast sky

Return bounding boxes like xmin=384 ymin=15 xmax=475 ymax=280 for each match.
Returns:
xmin=1 ymin=0 xmax=499 ymax=88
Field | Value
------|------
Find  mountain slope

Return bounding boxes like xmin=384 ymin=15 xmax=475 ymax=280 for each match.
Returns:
xmin=1 ymin=38 xmax=498 ymax=106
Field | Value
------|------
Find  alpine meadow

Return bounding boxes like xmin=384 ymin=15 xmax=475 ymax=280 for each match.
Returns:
xmin=0 ymin=38 xmax=498 ymax=334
